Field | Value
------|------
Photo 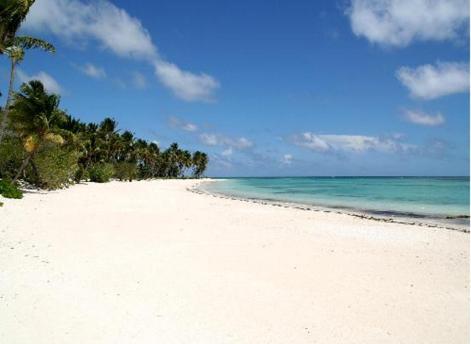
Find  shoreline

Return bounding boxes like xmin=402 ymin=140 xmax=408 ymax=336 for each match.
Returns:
xmin=1 ymin=179 xmax=468 ymax=343
xmin=193 ymin=179 xmax=470 ymax=233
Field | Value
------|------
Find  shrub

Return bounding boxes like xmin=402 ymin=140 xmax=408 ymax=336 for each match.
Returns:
xmin=32 ymin=143 xmax=79 ymax=189
xmin=114 ymin=162 xmax=137 ymax=181
xmin=74 ymin=166 xmax=88 ymax=183
xmin=88 ymin=163 xmax=114 ymax=183
xmin=0 ymin=136 xmax=26 ymax=180
xmin=0 ymin=179 xmax=23 ymax=199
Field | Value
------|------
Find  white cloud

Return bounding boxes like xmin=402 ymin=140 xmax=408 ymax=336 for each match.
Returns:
xmin=132 ymin=71 xmax=147 ymax=89
xmin=396 ymin=62 xmax=469 ymax=99
xmin=229 ymin=137 xmax=253 ymax=149
xmin=17 ymin=69 xmax=62 ymax=94
xmin=181 ymin=123 xmax=197 ymax=132
xmin=154 ymin=61 xmax=219 ymax=102
xmin=347 ymin=0 xmax=469 ymax=47
xmin=391 ymin=132 xmax=405 ymax=140
xmin=24 ymin=0 xmax=156 ymax=60
xmin=24 ymin=0 xmax=219 ymax=102
xmin=281 ymin=154 xmax=293 ymax=164
xmin=221 ymin=147 xmax=233 ymax=157
xmin=78 ymin=63 xmax=106 ymax=79
xmin=293 ymin=132 xmax=415 ymax=153
xmin=404 ymin=109 xmax=445 ymax=126
xmin=200 ymin=133 xmax=253 ymax=150
xmin=294 ymin=133 xmax=330 ymax=152
xmin=168 ymin=116 xmax=198 ymax=132
xmin=200 ymin=133 xmax=219 ymax=146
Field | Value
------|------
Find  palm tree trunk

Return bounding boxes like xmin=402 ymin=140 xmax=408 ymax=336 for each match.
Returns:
xmin=0 ymin=59 xmax=16 ymax=143
xmin=13 ymin=153 xmax=32 ymax=183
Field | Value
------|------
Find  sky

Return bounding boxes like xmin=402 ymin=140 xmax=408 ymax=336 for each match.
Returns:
xmin=2 ymin=0 xmax=469 ymax=176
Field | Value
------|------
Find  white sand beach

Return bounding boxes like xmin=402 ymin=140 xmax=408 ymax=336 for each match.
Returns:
xmin=0 ymin=179 xmax=469 ymax=344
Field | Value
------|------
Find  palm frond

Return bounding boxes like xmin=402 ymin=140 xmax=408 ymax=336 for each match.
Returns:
xmin=0 ymin=0 xmax=36 ymax=51
xmin=13 ymin=36 xmax=55 ymax=53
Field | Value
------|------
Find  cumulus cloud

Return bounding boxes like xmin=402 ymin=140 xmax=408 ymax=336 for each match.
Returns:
xmin=221 ymin=147 xmax=233 ymax=157
xmin=347 ymin=0 xmax=469 ymax=47
xmin=404 ymin=109 xmax=445 ymax=126
xmin=154 ymin=61 xmax=219 ymax=102
xmin=293 ymin=132 xmax=415 ymax=153
xmin=168 ymin=116 xmax=198 ymax=132
xmin=200 ymin=133 xmax=219 ymax=146
xmin=396 ymin=62 xmax=469 ymax=99
xmin=281 ymin=154 xmax=293 ymax=164
xmin=78 ymin=63 xmax=106 ymax=79
xmin=23 ymin=0 xmax=156 ymax=59
xmin=200 ymin=133 xmax=253 ymax=150
xmin=23 ymin=0 xmax=219 ymax=101
xmin=182 ymin=123 xmax=198 ymax=132
xmin=17 ymin=69 xmax=62 ymax=94
xmin=229 ymin=137 xmax=253 ymax=150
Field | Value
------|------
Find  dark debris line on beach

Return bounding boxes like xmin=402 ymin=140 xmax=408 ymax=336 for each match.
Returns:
xmin=187 ymin=183 xmax=470 ymax=234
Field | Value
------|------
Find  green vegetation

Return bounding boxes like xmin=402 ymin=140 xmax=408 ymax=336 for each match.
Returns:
xmin=114 ymin=162 xmax=137 ymax=182
xmin=0 ymin=135 xmax=25 ymax=179
xmin=32 ymin=143 xmax=79 ymax=189
xmin=0 ymin=81 xmax=209 ymax=191
xmin=88 ymin=163 xmax=115 ymax=183
xmin=0 ymin=0 xmax=209 ymax=199
xmin=0 ymin=0 xmax=55 ymax=143
xmin=0 ymin=179 xmax=22 ymax=199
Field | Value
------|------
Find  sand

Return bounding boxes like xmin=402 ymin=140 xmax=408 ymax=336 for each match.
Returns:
xmin=0 ymin=179 xmax=469 ymax=343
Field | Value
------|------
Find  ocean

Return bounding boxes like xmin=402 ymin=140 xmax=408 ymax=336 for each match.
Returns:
xmin=201 ymin=177 xmax=470 ymax=229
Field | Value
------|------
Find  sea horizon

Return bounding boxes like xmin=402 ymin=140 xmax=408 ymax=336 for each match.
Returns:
xmin=209 ymin=175 xmax=470 ymax=179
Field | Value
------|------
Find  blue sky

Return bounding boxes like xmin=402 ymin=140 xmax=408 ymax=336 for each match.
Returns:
xmin=3 ymin=0 xmax=469 ymax=176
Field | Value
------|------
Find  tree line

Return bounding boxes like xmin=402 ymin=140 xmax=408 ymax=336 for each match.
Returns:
xmin=0 ymin=80 xmax=208 ymax=189
xmin=0 ymin=0 xmax=208 ymax=199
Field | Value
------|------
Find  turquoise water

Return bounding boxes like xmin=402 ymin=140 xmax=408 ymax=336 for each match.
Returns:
xmin=202 ymin=177 xmax=470 ymax=220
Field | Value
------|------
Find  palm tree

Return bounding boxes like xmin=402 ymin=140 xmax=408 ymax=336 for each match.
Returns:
xmin=0 ymin=0 xmax=35 ymax=53
xmin=178 ymin=149 xmax=192 ymax=177
xmin=98 ymin=117 xmax=120 ymax=162
xmin=133 ymin=139 xmax=150 ymax=177
xmin=165 ymin=143 xmax=181 ymax=178
xmin=118 ymin=130 xmax=135 ymax=162
xmin=0 ymin=37 xmax=55 ymax=143
xmin=0 ymin=0 xmax=55 ymax=143
xmin=144 ymin=142 xmax=160 ymax=178
xmin=77 ymin=122 xmax=99 ymax=170
xmin=9 ymin=80 xmax=67 ymax=182
xmin=192 ymin=151 xmax=208 ymax=178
